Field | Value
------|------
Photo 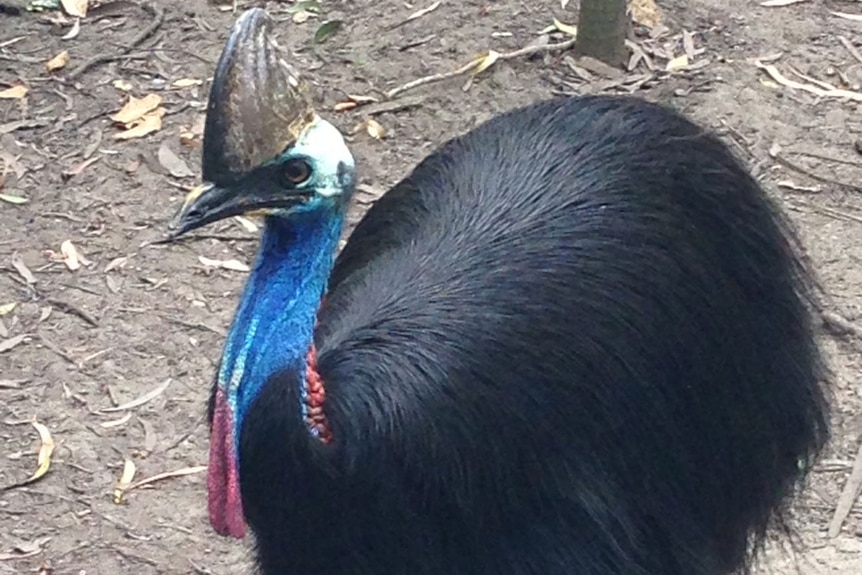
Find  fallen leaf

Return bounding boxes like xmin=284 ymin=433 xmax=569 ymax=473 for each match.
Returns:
xmin=60 ymin=240 xmax=85 ymax=271
xmin=629 ymin=0 xmax=663 ymax=28
xmin=113 ymin=79 xmax=133 ymax=91
xmin=314 ymin=20 xmax=343 ymax=43
xmin=234 ymin=216 xmax=259 ymax=233
xmin=98 ymin=378 xmax=172 ymax=413
xmin=0 ymin=379 xmax=27 ymax=389
xmin=11 ymin=253 xmax=35 ymax=284
xmin=121 ymin=465 xmax=207 ymax=495
xmin=293 ymin=10 xmax=313 ymax=24
xmin=100 ymin=412 xmax=132 ymax=429
xmin=0 ymin=85 xmax=27 ymax=99
xmin=113 ymin=109 xmax=163 ymax=140
xmin=0 ymin=193 xmax=28 ymax=204
xmin=104 ymin=256 xmax=129 ymax=273
xmin=199 ymin=255 xmax=251 ymax=273
xmin=0 ymin=302 xmax=16 ymax=315
xmin=113 ymin=458 xmax=137 ymax=503
xmin=46 ymin=50 xmax=69 ymax=72
xmin=111 ymin=94 xmax=162 ymax=125
xmin=761 ymin=0 xmax=808 ymax=5
xmin=666 ymin=54 xmax=689 ymax=71
xmin=60 ymin=0 xmax=88 ymax=18
xmin=172 ymin=78 xmax=202 ymax=88
xmin=157 ymin=142 xmax=194 ymax=178
xmin=0 ymin=334 xmax=27 ymax=353
xmin=473 ymin=50 xmax=501 ymax=76
xmin=831 ymin=11 xmax=862 ymax=21
xmin=62 ymin=17 xmax=81 ymax=40
xmin=756 ymin=60 xmax=862 ymax=101
xmin=334 ymin=101 xmax=358 ymax=112
xmin=365 ymin=118 xmax=386 ymax=139
xmin=553 ymin=18 xmax=578 ymax=37
xmin=403 ymin=1 xmax=441 ymax=24
xmin=3 ymin=419 xmax=54 ymax=490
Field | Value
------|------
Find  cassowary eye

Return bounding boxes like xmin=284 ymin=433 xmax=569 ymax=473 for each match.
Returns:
xmin=282 ymin=159 xmax=311 ymax=186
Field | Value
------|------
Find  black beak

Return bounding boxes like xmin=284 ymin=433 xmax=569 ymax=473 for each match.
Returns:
xmin=168 ymin=7 xmax=316 ymax=239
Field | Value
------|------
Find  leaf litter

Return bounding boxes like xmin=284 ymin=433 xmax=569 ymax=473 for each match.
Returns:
xmin=3 ymin=419 xmax=55 ymax=490
xmin=99 ymin=378 xmax=172 ymax=414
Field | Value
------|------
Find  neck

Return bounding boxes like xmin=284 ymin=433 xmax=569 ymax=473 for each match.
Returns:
xmin=220 ymin=209 xmax=344 ymax=445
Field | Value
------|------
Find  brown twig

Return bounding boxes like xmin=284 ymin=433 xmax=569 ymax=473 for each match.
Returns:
xmin=828 ymin=441 xmax=862 ymax=538
xmin=772 ymin=151 xmax=862 ymax=194
xmin=46 ymin=298 xmax=99 ymax=328
xmin=385 ymin=38 xmax=577 ymax=99
xmin=68 ymin=3 xmax=165 ymax=81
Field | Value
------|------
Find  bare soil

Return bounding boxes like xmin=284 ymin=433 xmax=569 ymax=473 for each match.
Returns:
xmin=1 ymin=1 xmax=861 ymax=573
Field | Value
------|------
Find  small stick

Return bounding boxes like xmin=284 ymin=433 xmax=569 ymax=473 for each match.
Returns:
xmin=828 ymin=441 xmax=862 ymax=538
xmin=386 ymin=38 xmax=576 ymax=99
xmin=68 ymin=3 xmax=165 ymax=81
xmin=46 ymin=298 xmax=99 ymax=327
xmin=821 ymin=310 xmax=862 ymax=339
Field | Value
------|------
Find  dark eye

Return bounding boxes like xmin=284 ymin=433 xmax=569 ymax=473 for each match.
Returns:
xmin=282 ymin=159 xmax=311 ymax=185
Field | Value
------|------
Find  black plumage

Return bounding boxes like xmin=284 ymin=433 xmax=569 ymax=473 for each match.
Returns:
xmin=231 ymin=95 xmax=829 ymax=575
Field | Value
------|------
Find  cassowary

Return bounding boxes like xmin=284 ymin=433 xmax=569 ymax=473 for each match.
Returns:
xmin=169 ymin=8 xmax=829 ymax=575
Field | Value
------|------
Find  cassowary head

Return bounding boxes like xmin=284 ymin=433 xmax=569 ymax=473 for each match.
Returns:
xmin=171 ymin=8 xmax=355 ymax=237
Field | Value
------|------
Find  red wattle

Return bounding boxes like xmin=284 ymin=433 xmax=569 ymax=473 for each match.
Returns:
xmin=207 ymin=388 xmax=246 ymax=538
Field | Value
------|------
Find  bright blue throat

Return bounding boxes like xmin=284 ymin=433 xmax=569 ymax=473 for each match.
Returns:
xmin=218 ymin=208 xmax=344 ymax=448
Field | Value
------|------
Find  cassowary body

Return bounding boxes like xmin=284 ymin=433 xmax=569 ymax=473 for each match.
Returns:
xmin=171 ymin=9 xmax=828 ymax=575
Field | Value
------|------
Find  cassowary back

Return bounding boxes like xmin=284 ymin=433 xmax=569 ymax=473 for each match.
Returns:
xmin=238 ymin=95 xmax=828 ymax=575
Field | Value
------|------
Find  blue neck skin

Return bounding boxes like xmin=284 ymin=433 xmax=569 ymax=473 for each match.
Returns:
xmin=218 ymin=206 xmax=344 ymax=449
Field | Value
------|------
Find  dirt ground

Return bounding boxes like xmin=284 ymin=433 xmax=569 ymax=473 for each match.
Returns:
xmin=1 ymin=0 xmax=861 ymax=573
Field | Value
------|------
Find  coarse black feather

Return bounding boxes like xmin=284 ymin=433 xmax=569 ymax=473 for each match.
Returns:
xmin=235 ymin=95 xmax=829 ymax=575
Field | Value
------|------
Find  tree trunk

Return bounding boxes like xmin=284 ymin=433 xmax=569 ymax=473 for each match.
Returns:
xmin=575 ymin=0 xmax=628 ymax=68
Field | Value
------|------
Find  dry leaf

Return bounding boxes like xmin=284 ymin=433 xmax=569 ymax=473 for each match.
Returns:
xmin=11 ymin=253 xmax=35 ymax=284
xmin=0 ymin=85 xmax=27 ymax=99
xmin=334 ymin=101 xmax=358 ymax=112
xmin=0 ymin=302 xmax=16 ymax=315
xmin=553 ymin=18 xmax=578 ymax=37
xmin=111 ymin=94 xmax=162 ymax=125
xmin=60 ymin=240 xmax=86 ymax=271
xmin=831 ymin=11 xmax=862 ymax=22
xmin=761 ymin=0 xmax=808 ymax=5
xmin=98 ymin=378 xmax=172 ymax=413
xmin=122 ymin=465 xmax=207 ymax=494
xmin=365 ymin=118 xmax=386 ymax=140
xmin=199 ymin=255 xmax=251 ymax=273
xmin=113 ymin=109 xmax=164 ymax=140
xmin=173 ymin=78 xmax=203 ymax=88
xmin=104 ymin=256 xmax=129 ymax=273
xmin=113 ymin=79 xmax=133 ymax=91
xmin=61 ymin=0 xmax=88 ymax=17
xmin=0 ymin=379 xmax=27 ymax=389
xmin=46 ymin=51 xmax=70 ymax=72
xmin=0 ymin=334 xmax=27 ymax=353
xmin=756 ymin=60 xmax=862 ymax=101
xmin=234 ymin=216 xmax=259 ymax=233
xmin=666 ymin=54 xmax=689 ymax=71
xmin=4 ymin=420 xmax=55 ymax=489
xmin=62 ymin=18 xmax=81 ymax=40
xmin=473 ymin=50 xmax=501 ymax=76
xmin=404 ymin=1 xmax=441 ymax=24
xmin=113 ymin=458 xmax=137 ymax=504
xmin=293 ymin=10 xmax=313 ymax=24
xmin=157 ymin=142 xmax=194 ymax=178
xmin=629 ymin=0 xmax=662 ymax=28
xmin=100 ymin=412 xmax=132 ymax=429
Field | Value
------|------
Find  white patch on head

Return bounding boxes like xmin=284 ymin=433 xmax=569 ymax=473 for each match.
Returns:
xmin=292 ymin=116 xmax=355 ymax=198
